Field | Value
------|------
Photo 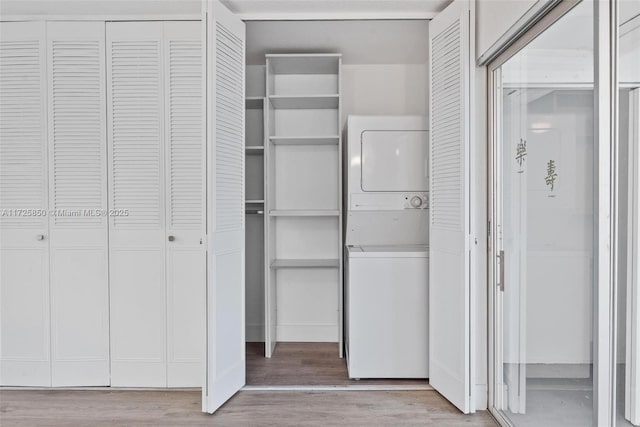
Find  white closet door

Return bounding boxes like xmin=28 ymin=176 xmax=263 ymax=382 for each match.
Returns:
xmin=164 ymin=21 xmax=206 ymax=388
xmin=627 ymin=88 xmax=640 ymax=425
xmin=428 ymin=0 xmax=474 ymax=414
xmin=107 ymin=22 xmax=167 ymax=387
xmin=0 ymin=21 xmax=51 ymax=386
xmin=203 ymin=0 xmax=246 ymax=413
xmin=46 ymin=21 xmax=109 ymax=387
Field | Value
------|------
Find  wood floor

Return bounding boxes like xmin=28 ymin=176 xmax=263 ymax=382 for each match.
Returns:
xmin=0 ymin=343 xmax=497 ymax=426
xmin=0 ymin=389 xmax=497 ymax=426
xmin=246 ymin=342 xmax=428 ymax=386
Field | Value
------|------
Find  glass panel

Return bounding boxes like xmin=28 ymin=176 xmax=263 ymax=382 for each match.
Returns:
xmin=616 ymin=2 xmax=640 ymax=425
xmin=495 ymin=2 xmax=595 ymax=425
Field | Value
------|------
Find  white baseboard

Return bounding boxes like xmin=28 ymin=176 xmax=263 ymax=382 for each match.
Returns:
xmin=276 ymin=324 xmax=338 ymax=342
xmin=246 ymin=323 xmax=264 ymax=342
xmin=475 ymin=384 xmax=488 ymax=410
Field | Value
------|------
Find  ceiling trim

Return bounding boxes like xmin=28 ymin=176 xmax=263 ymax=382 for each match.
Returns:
xmin=0 ymin=14 xmax=202 ymax=21
xmin=235 ymin=12 xmax=438 ymax=21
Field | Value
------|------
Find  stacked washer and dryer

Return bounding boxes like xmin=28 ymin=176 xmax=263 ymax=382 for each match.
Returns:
xmin=344 ymin=116 xmax=430 ymax=380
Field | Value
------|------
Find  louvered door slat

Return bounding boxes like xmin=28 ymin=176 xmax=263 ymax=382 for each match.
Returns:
xmin=215 ymin=23 xmax=244 ymax=232
xmin=0 ymin=36 xmax=47 ymax=228
xmin=50 ymin=39 xmax=103 ymax=227
xmin=110 ymin=38 xmax=162 ymax=229
xmin=168 ymin=39 xmax=203 ymax=229
xmin=431 ymin=21 xmax=463 ymax=231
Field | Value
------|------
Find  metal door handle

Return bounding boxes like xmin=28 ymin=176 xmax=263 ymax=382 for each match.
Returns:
xmin=168 ymin=235 xmax=175 ymax=242
xmin=37 ymin=234 xmax=45 ymax=241
xmin=497 ymin=250 xmax=505 ymax=292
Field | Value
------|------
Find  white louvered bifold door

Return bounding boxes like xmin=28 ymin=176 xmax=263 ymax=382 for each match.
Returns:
xmin=0 ymin=21 xmax=51 ymax=386
xmin=202 ymin=0 xmax=246 ymax=414
xmin=107 ymin=22 xmax=167 ymax=387
xmin=164 ymin=21 xmax=205 ymax=388
xmin=428 ymin=0 xmax=474 ymax=414
xmin=46 ymin=22 xmax=109 ymax=387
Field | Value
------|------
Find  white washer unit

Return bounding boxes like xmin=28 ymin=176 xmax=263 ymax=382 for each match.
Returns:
xmin=344 ymin=116 xmax=429 ymax=379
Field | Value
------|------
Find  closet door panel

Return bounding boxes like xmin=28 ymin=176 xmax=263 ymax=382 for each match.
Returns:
xmin=107 ymin=21 xmax=166 ymax=387
xmin=47 ymin=21 xmax=109 ymax=387
xmin=0 ymin=21 xmax=51 ymax=386
xmin=164 ymin=21 xmax=205 ymax=387
xmin=203 ymin=0 xmax=246 ymax=412
xmin=428 ymin=0 xmax=473 ymax=414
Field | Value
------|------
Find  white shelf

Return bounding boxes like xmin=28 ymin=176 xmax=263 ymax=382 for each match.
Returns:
xmin=246 ymin=199 xmax=264 ymax=204
xmin=246 ymin=146 xmax=264 ymax=154
xmin=246 ymin=96 xmax=264 ymax=109
xmin=266 ymin=54 xmax=341 ymax=75
xmin=269 ymin=94 xmax=339 ymax=109
xmin=269 ymin=210 xmax=339 ymax=217
xmin=271 ymin=258 xmax=339 ymax=269
xmin=270 ymin=136 xmax=339 ymax=146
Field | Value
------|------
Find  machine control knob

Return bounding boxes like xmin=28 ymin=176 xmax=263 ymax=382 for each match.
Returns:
xmin=410 ymin=196 xmax=423 ymax=208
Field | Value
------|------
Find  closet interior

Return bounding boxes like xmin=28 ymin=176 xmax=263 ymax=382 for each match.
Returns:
xmin=242 ymin=20 xmax=429 ymax=384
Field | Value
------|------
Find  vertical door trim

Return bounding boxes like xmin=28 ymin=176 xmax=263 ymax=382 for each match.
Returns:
xmin=626 ymin=88 xmax=640 ymax=426
xmin=594 ymin=0 xmax=618 ymax=425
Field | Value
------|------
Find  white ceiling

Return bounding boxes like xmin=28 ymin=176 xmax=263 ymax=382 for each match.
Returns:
xmin=0 ymin=0 xmax=450 ymax=19
xmin=0 ymin=0 xmax=201 ymax=16
xmin=246 ymin=20 xmax=429 ymax=65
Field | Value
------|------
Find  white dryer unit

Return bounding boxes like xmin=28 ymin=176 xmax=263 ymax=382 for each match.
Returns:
xmin=344 ymin=115 xmax=429 ymax=379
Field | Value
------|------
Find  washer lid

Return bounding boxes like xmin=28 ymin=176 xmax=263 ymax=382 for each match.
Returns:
xmin=348 ymin=244 xmax=429 ymax=258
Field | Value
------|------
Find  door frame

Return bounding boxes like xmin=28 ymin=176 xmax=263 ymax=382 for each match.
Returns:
xmin=486 ymin=0 xmax=620 ymax=425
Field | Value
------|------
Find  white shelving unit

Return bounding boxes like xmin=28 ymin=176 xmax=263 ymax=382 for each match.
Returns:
xmin=245 ymin=64 xmax=267 ymax=343
xmin=269 ymin=210 xmax=340 ymax=217
xmin=265 ymin=53 xmax=343 ymax=357
xmin=268 ymin=94 xmax=339 ymax=109
xmin=269 ymin=136 xmax=339 ymax=145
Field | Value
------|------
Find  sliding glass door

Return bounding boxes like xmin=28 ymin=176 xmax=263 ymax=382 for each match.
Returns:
xmin=488 ymin=1 xmax=637 ymax=425
xmin=489 ymin=1 xmax=597 ymax=425
xmin=616 ymin=2 xmax=640 ymax=425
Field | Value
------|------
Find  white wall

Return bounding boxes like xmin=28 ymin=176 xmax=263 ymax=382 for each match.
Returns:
xmin=476 ymin=0 xmax=539 ymax=60
xmin=341 ymin=64 xmax=428 ymax=129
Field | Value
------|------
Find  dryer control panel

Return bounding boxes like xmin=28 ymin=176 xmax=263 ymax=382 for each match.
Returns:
xmin=405 ymin=194 xmax=429 ymax=210
xmin=350 ymin=192 xmax=429 ymax=211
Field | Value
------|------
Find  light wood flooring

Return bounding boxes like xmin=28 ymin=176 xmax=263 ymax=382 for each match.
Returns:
xmin=246 ymin=342 xmax=428 ymax=386
xmin=0 ymin=343 xmax=497 ymax=426
xmin=0 ymin=389 xmax=497 ymax=426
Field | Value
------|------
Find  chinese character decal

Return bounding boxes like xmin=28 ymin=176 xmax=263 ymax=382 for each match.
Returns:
xmin=515 ymin=138 xmax=527 ymax=173
xmin=545 ymin=159 xmax=558 ymax=196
